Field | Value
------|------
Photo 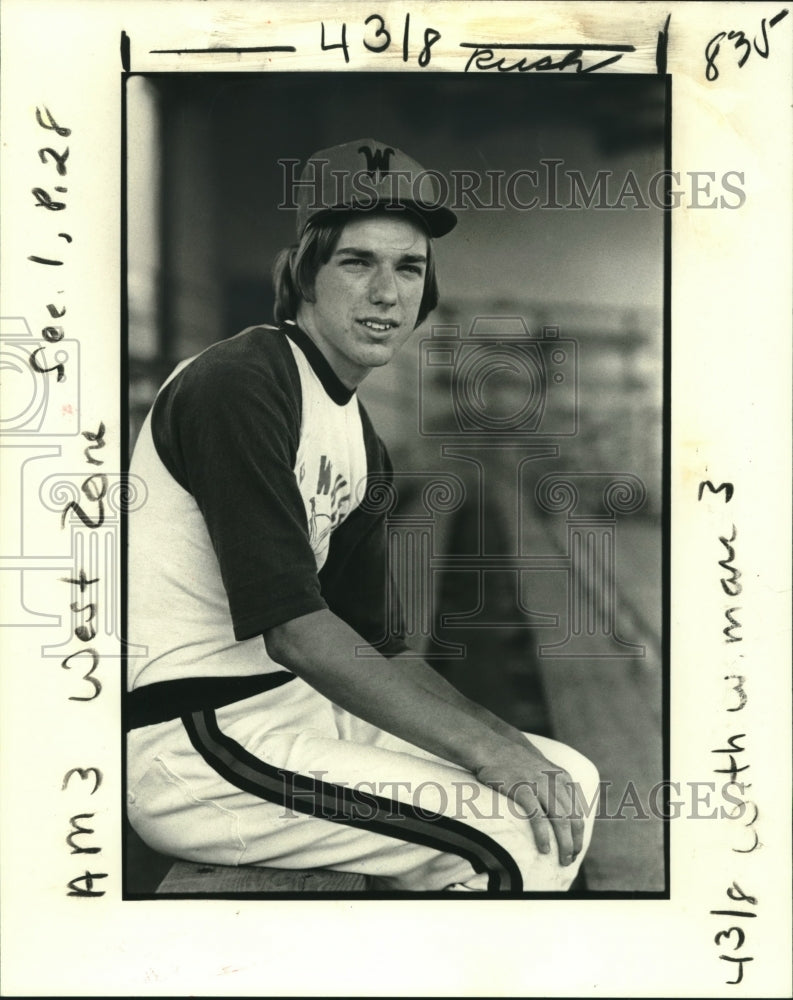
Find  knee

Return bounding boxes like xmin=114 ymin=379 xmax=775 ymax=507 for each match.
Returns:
xmin=559 ymin=748 xmax=600 ymax=828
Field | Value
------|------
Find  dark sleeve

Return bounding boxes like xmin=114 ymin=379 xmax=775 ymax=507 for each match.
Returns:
xmin=151 ymin=338 xmax=327 ymax=640
xmin=318 ymin=407 xmax=411 ymax=658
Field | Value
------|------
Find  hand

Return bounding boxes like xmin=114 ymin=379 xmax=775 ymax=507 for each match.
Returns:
xmin=475 ymin=743 xmax=585 ymax=866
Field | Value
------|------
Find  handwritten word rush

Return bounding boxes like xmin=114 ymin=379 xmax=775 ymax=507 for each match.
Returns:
xmin=460 ymin=42 xmax=634 ymax=75
xmin=705 ymin=8 xmax=789 ymax=81
xmin=321 ymin=14 xmax=440 ymax=66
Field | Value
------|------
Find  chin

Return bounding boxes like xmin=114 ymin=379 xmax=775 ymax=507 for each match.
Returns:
xmin=359 ymin=346 xmax=396 ymax=369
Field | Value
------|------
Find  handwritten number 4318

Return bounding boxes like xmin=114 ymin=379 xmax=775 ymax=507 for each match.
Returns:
xmin=705 ymin=9 xmax=788 ymax=81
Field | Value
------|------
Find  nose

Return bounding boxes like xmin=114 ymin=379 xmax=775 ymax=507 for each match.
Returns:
xmin=368 ymin=264 xmax=398 ymax=306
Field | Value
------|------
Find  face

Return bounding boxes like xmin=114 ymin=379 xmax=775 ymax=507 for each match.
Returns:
xmin=296 ymin=214 xmax=429 ymax=389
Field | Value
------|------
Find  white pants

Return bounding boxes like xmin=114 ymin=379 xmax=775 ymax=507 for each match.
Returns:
xmin=127 ymin=677 xmax=599 ymax=892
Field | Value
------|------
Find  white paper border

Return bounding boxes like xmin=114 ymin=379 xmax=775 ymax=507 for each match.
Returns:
xmin=1 ymin=2 xmax=790 ymax=996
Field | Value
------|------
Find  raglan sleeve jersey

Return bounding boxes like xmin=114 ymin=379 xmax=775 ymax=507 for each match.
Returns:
xmin=127 ymin=324 xmax=409 ymax=727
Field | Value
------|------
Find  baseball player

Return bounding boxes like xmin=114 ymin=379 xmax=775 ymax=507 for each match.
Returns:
xmin=126 ymin=138 xmax=599 ymax=892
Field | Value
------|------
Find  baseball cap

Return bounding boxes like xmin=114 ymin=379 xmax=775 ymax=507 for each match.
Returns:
xmin=294 ymin=138 xmax=457 ymax=239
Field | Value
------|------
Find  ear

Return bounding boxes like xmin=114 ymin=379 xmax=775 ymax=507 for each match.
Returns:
xmin=293 ymin=247 xmax=318 ymax=305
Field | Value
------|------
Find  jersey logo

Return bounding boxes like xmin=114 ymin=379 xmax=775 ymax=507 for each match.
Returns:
xmin=307 ymin=456 xmax=352 ymax=556
xmin=358 ymin=144 xmax=395 ymax=180
xmin=307 ymin=497 xmax=333 ymax=550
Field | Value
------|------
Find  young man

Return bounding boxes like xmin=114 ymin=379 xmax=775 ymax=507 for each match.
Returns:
xmin=126 ymin=139 xmax=599 ymax=892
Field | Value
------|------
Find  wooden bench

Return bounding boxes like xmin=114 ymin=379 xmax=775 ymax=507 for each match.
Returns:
xmin=156 ymin=860 xmax=367 ymax=894
xmin=127 ymin=824 xmax=368 ymax=894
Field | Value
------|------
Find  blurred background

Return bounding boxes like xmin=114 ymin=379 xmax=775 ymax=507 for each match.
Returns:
xmin=127 ymin=71 xmax=666 ymax=893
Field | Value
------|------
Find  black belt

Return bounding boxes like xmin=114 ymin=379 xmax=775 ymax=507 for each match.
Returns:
xmin=125 ymin=671 xmax=295 ymax=730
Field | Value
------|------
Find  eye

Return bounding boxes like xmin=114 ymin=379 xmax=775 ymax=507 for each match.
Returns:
xmin=340 ymin=256 xmax=370 ymax=269
xmin=399 ymin=263 xmax=425 ymax=277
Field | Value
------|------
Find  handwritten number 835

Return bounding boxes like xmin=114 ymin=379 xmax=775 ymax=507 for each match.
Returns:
xmin=705 ymin=9 xmax=789 ymax=81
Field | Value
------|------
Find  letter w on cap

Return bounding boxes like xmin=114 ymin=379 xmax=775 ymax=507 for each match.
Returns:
xmin=358 ymin=144 xmax=395 ymax=179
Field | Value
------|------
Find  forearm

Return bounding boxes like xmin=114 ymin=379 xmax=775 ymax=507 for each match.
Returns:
xmin=388 ymin=653 xmax=529 ymax=750
xmin=265 ymin=609 xmax=511 ymax=774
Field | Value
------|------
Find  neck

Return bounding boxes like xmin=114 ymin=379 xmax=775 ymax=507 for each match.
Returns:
xmin=282 ymin=319 xmax=359 ymax=406
xmin=293 ymin=307 xmax=367 ymax=391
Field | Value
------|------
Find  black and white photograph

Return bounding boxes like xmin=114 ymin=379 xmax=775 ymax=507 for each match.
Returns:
xmin=124 ymin=70 xmax=667 ymax=898
xmin=0 ymin=2 xmax=790 ymax=996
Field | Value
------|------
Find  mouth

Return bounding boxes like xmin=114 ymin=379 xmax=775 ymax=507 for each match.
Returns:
xmin=357 ymin=318 xmax=399 ymax=334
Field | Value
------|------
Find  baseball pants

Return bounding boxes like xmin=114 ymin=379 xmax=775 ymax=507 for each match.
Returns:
xmin=127 ymin=675 xmax=599 ymax=892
